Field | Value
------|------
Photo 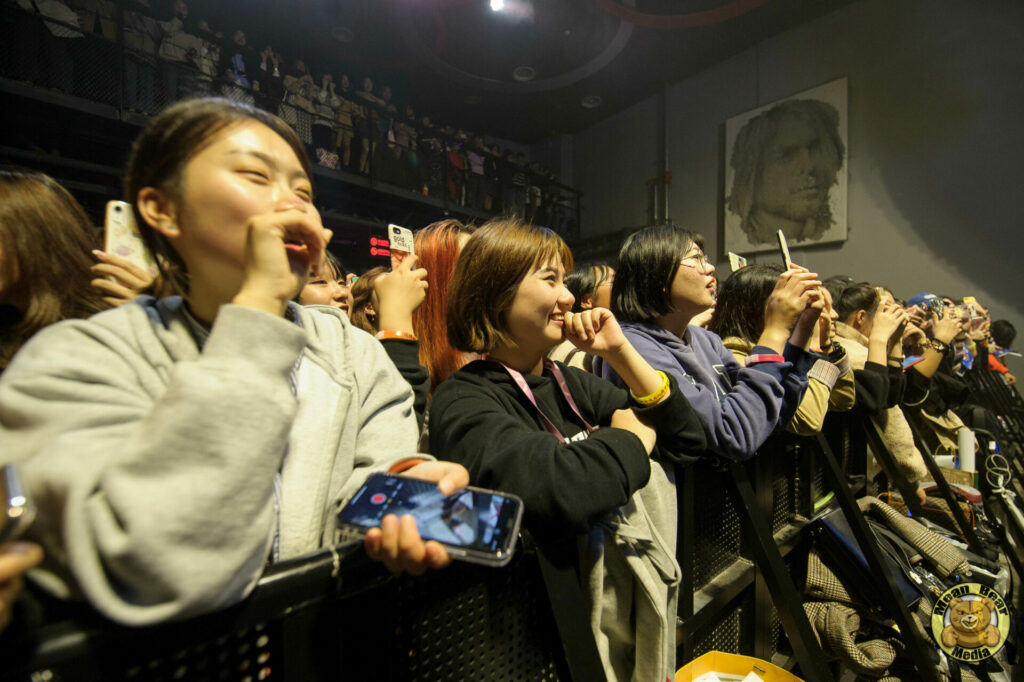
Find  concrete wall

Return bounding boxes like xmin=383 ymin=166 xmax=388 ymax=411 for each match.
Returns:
xmin=572 ymin=0 xmax=1024 ymax=332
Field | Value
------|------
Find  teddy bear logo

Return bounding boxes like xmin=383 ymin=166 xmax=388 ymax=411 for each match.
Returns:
xmin=940 ymin=597 xmax=1000 ymax=649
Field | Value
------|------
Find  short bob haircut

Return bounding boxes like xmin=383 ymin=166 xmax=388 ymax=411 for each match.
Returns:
xmin=611 ymin=224 xmax=697 ymax=324
xmin=124 ymin=97 xmax=312 ymax=298
xmin=565 ymin=264 xmax=613 ymax=313
xmin=447 ymin=218 xmax=573 ymax=354
xmin=707 ymin=263 xmax=785 ymax=342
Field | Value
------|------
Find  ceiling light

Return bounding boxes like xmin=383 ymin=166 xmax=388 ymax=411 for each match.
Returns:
xmin=581 ymin=95 xmax=603 ymax=109
xmin=490 ymin=0 xmax=504 ymax=11
xmin=512 ymin=66 xmax=536 ymax=82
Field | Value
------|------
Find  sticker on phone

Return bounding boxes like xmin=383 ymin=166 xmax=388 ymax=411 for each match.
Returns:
xmin=388 ymin=223 xmax=414 ymax=269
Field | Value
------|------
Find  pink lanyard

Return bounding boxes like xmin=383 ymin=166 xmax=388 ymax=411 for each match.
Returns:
xmin=496 ymin=359 xmax=595 ymax=443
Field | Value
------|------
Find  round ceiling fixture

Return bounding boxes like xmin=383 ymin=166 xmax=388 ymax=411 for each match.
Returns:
xmin=512 ymin=66 xmax=537 ymax=82
xmin=331 ymin=26 xmax=354 ymax=43
xmin=581 ymin=95 xmax=603 ymax=109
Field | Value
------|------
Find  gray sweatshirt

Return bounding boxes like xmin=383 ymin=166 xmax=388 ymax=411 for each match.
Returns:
xmin=0 ymin=297 xmax=420 ymax=625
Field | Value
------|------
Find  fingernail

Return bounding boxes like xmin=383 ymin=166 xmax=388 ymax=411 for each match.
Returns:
xmin=92 ymin=249 xmax=106 ymax=258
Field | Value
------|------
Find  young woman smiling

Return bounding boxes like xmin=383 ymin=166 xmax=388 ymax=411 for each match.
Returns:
xmin=603 ymin=224 xmax=822 ymax=461
xmin=0 ymin=98 xmax=466 ymax=626
xmin=429 ymin=218 xmax=705 ymax=682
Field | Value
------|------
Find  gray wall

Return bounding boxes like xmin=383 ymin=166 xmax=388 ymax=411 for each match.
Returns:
xmin=571 ymin=0 xmax=1024 ymax=333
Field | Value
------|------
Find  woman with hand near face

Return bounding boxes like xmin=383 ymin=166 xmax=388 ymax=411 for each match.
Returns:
xmin=0 ymin=98 xmax=466 ymax=626
xmin=835 ymin=283 xmax=928 ymax=503
xmin=429 ymin=218 xmax=705 ymax=682
xmin=603 ymin=224 xmax=818 ymax=461
xmin=709 ymin=264 xmax=854 ymax=437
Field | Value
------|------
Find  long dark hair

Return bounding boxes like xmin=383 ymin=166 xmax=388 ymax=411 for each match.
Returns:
xmin=124 ymin=97 xmax=312 ymax=297
xmin=612 ymin=224 xmax=696 ymax=323
xmin=708 ymin=264 xmax=784 ymax=341
xmin=0 ymin=169 xmax=108 ymax=367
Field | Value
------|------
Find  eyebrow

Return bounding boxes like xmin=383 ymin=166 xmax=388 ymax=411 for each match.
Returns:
xmin=227 ymin=149 xmax=310 ymax=183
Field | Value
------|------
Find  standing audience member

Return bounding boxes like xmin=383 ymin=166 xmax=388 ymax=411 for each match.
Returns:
xmin=14 ymin=0 xmax=82 ymax=94
xmin=603 ymin=224 xmax=819 ymax=461
xmin=0 ymin=168 xmax=108 ymax=371
xmin=297 ymin=251 xmax=348 ymax=314
xmin=430 ymin=218 xmax=706 ymax=682
xmin=834 ymin=283 xmax=928 ymax=502
xmin=412 ymin=220 xmax=477 ymax=392
xmin=0 ymin=98 xmax=466 ymax=626
xmin=709 ymin=264 xmax=854 ymax=436
xmin=122 ymin=0 xmax=161 ymax=113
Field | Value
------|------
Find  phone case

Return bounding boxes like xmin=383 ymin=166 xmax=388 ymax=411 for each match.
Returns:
xmin=104 ymin=201 xmax=160 ymax=278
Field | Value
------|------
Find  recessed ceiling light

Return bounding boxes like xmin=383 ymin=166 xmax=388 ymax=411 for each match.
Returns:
xmin=512 ymin=66 xmax=536 ymax=82
xmin=581 ymin=95 xmax=603 ymax=109
xmin=331 ymin=26 xmax=354 ymax=43
xmin=490 ymin=0 xmax=505 ymax=11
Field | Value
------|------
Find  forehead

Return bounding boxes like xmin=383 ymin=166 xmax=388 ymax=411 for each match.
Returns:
xmin=198 ymin=122 xmax=307 ymax=176
xmin=769 ymin=113 xmax=819 ymax=150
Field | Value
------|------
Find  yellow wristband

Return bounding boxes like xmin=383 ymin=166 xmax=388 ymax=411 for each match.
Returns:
xmin=630 ymin=371 xmax=670 ymax=406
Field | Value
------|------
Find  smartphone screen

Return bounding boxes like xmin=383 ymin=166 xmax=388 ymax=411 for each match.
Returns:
xmin=337 ymin=473 xmax=524 ymax=567
xmin=104 ymin=200 xmax=160 ymax=278
xmin=388 ymin=223 xmax=415 ymax=270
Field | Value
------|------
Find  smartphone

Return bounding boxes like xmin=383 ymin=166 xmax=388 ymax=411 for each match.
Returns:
xmin=0 ymin=464 xmax=36 ymax=545
xmin=388 ymin=223 xmax=415 ymax=270
xmin=104 ymin=200 xmax=160 ymax=279
xmin=727 ymin=252 xmax=747 ymax=272
xmin=337 ymin=473 xmax=524 ymax=567
xmin=776 ymin=230 xmax=792 ymax=270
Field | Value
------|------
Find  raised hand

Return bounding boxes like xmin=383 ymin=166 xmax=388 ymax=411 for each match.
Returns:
xmin=232 ymin=208 xmax=330 ymax=317
xmin=759 ymin=267 xmax=821 ymax=353
xmin=373 ymin=253 xmax=428 ymax=333
xmin=563 ymin=307 xmax=627 ymax=356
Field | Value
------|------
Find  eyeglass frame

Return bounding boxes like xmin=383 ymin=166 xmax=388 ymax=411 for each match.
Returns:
xmin=679 ymin=250 xmax=712 ymax=272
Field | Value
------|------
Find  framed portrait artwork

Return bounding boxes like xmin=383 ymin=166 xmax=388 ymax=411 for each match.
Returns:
xmin=723 ymin=77 xmax=848 ymax=254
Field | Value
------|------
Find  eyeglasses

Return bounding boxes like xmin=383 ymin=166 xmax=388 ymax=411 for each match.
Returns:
xmin=680 ymin=250 xmax=712 ymax=272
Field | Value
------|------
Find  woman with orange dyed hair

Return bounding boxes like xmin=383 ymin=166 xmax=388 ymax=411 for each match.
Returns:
xmin=412 ymin=219 xmax=476 ymax=390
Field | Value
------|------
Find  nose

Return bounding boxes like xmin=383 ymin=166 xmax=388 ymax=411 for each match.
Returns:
xmin=559 ymin=286 xmax=574 ymax=309
xmin=330 ymin=280 xmax=347 ymax=301
xmin=272 ymin=184 xmax=308 ymax=212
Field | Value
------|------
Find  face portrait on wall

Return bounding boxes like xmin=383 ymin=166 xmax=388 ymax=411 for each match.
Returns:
xmin=724 ymin=78 xmax=848 ymax=254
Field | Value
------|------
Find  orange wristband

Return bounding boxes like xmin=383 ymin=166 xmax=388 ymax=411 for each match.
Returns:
xmin=376 ymin=330 xmax=418 ymax=341
xmin=388 ymin=458 xmax=428 ymax=474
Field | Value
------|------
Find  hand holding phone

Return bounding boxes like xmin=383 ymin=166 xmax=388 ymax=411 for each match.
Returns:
xmin=104 ymin=200 xmax=159 ymax=279
xmin=388 ymin=223 xmax=415 ymax=270
xmin=338 ymin=472 xmax=523 ymax=568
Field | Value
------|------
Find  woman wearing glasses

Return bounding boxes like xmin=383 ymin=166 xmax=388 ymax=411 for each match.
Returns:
xmin=598 ymin=224 xmax=822 ymax=460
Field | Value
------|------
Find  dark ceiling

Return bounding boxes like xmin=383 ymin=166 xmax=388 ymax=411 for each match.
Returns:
xmin=180 ymin=0 xmax=854 ymax=143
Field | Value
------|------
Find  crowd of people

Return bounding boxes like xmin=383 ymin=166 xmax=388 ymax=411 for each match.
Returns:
xmin=0 ymin=97 xmax=1018 ymax=680
xmin=2 ymin=0 xmax=577 ymax=228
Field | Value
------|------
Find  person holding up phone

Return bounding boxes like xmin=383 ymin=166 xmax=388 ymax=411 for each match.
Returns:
xmin=430 ymin=218 xmax=706 ymax=682
xmin=0 ymin=98 xmax=467 ymax=626
xmin=602 ymin=224 xmax=819 ymax=462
